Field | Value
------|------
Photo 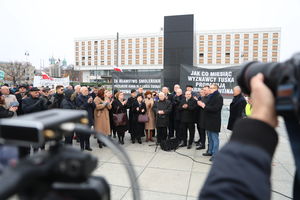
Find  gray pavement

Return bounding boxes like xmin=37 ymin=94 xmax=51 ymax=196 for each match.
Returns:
xmin=86 ymin=106 xmax=295 ymax=200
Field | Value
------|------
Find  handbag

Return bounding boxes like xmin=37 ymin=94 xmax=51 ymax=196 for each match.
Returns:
xmin=138 ymin=114 xmax=149 ymax=123
xmin=113 ymin=106 xmax=127 ymax=126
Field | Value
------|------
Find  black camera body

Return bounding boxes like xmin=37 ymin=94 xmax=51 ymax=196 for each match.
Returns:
xmin=237 ymin=53 xmax=300 ymax=120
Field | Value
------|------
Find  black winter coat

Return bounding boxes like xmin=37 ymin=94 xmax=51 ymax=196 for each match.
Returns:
xmin=49 ymin=93 xmax=64 ymax=109
xmin=76 ymin=94 xmax=95 ymax=126
xmin=22 ymin=96 xmax=48 ymax=114
xmin=227 ymin=94 xmax=247 ymax=130
xmin=203 ymin=91 xmax=223 ymax=132
xmin=178 ymin=98 xmax=197 ymax=123
xmin=15 ymin=92 xmax=27 ymax=115
xmin=200 ymin=118 xmax=284 ymax=200
xmin=0 ymin=106 xmax=14 ymax=118
xmin=126 ymin=96 xmax=136 ymax=134
xmin=153 ymin=99 xmax=172 ymax=128
xmin=173 ymin=95 xmax=184 ymax=121
xmin=132 ymin=101 xmax=146 ymax=136
xmin=112 ymin=99 xmax=128 ymax=133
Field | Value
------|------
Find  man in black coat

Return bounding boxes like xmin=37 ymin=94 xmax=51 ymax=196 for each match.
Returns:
xmin=153 ymin=92 xmax=172 ymax=144
xmin=178 ymin=90 xmax=197 ymax=149
xmin=49 ymin=85 xmax=64 ymax=109
xmin=162 ymin=86 xmax=174 ymax=139
xmin=198 ymin=84 xmax=223 ymax=160
xmin=15 ymin=84 xmax=28 ymax=115
xmin=22 ymin=87 xmax=48 ymax=155
xmin=76 ymin=86 xmax=95 ymax=151
xmin=22 ymin=87 xmax=48 ymax=114
xmin=173 ymin=88 xmax=184 ymax=140
xmin=227 ymin=86 xmax=247 ymax=130
xmin=195 ymin=87 xmax=209 ymax=150
xmin=199 ymin=74 xmax=296 ymax=199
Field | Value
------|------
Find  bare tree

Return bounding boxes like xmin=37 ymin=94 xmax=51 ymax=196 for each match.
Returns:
xmin=0 ymin=62 xmax=34 ymax=85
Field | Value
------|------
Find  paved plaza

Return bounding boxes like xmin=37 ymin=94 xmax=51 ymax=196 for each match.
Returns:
xmin=87 ymin=106 xmax=295 ymax=200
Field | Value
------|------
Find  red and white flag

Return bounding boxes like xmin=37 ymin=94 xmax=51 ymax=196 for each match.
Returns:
xmin=113 ymin=67 xmax=123 ymax=72
xmin=41 ymin=72 xmax=53 ymax=80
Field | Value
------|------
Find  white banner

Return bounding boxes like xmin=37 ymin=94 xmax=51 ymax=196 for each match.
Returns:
xmin=33 ymin=76 xmax=70 ymax=88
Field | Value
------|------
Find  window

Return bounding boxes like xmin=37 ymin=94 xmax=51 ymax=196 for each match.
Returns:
xmin=199 ymin=59 xmax=204 ymax=64
xmin=235 ymin=34 xmax=240 ymax=39
xmin=263 ymin=33 xmax=268 ymax=38
xmin=244 ymin=40 xmax=249 ymax=45
xmin=244 ymin=34 xmax=249 ymax=39
xmin=273 ymin=33 xmax=279 ymax=38
xmin=225 ymin=52 xmax=230 ymax=57
xmin=208 ymin=35 xmax=213 ymax=40
xmin=208 ymin=59 xmax=212 ymax=64
xmin=217 ymin=35 xmax=222 ymax=40
xmin=226 ymin=34 xmax=231 ymax=40
xmin=225 ymin=59 xmax=230 ymax=64
xmin=199 ymin=53 xmax=204 ymax=57
xmin=82 ymin=57 xmax=85 ymax=60
xmin=199 ymin=35 xmax=204 ymax=40
xmin=263 ymin=40 xmax=268 ymax=45
xmin=273 ymin=39 xmax=278 ymax=44
xmin=234 ymin=59 xmax=239 ymax=64
xmin=253 ymin=33 xmax=259 ymax=38
xmin=75 ymin=42 xmax=79 ymax=46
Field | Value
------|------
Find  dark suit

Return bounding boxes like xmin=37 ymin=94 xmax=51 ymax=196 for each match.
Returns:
xmin=203 ymin=91 xmax=223 ymax=155
xmin=178 ymin=98 xmax=197 ymax=145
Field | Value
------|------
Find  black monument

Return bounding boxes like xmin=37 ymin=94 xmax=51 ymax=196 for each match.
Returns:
xmin=163 ymin=14 xmax=194 ymax=90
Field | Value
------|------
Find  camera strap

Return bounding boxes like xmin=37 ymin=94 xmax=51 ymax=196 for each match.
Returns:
xmin=283 ymin=117 xmax=300 ymax=197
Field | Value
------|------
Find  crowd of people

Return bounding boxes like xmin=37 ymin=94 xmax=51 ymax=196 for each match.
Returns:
xmin=0 ymin=83 xmax=251 ymax=162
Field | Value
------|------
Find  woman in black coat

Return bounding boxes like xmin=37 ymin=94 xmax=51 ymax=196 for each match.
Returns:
xmin=112 ymin=92 xmax=128 ymax=144
xmin=132 ymin=94 xmax=147 ymax=144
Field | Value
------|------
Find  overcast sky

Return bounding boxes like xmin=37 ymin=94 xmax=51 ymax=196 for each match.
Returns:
xmin=0 ymin=0 xmax=299 ymax=68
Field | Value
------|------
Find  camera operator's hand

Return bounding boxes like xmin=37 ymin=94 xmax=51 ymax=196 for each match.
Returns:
xmin=250 ymin=73 xmax=278 ymax=128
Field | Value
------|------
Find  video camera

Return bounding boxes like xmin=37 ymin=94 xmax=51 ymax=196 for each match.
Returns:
xmin=0 ymin=109 xmax=140 ymax=200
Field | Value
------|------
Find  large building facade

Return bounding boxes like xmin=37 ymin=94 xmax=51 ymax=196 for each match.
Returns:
xmin=74 ymin=27 xmax=281 ymax=82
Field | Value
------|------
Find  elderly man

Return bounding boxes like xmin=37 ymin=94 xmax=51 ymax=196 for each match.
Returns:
xmin=153 ymin=92 xmax=172 ymax=144
xmin=71 ymin=85 xmax=81 ymax=105
xmin=178 ymin=90 xmax=197 ymax=149
xmin=198 ymin=84 xmax=223 ymax=161
xmin=227 ymin=86 xmax=247 ymax=131
xmin=76 ymin=86 xmax=95 ymax=151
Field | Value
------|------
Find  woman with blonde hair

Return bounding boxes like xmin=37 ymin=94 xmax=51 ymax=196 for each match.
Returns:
xmin=112 ymin=92 xmax=128 ymax=144
xmin=144 ymin=91 xmax=155 ymax=142
xmin=94 ymin=89 xmax=112 ymax=148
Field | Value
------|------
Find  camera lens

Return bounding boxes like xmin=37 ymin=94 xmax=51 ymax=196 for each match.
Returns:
xmin=237 ymin=61 xmax=280 ymax=95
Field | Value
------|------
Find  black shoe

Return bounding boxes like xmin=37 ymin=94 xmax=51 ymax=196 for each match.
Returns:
xmin=187 ymin=144 xmax=192 ymax=149
xmin=138 ymin=139 xmax=142 ymax=144
xmin=132 ymin=140 xmax=135 ymax=144
xmin=194 ymin=139 xmax=200 ymax=144
xmin=196 ymin=145 xmax=205 ymax=150
xmin=85 ymin=147 xmax=93 ymax=151
xmin=113 ymin=133 xmax=116 ymax=138
xmin=99 ymin=143 xmax=103 ymax=148
xmin=202 ymin=152 xmax=212 ymax=156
